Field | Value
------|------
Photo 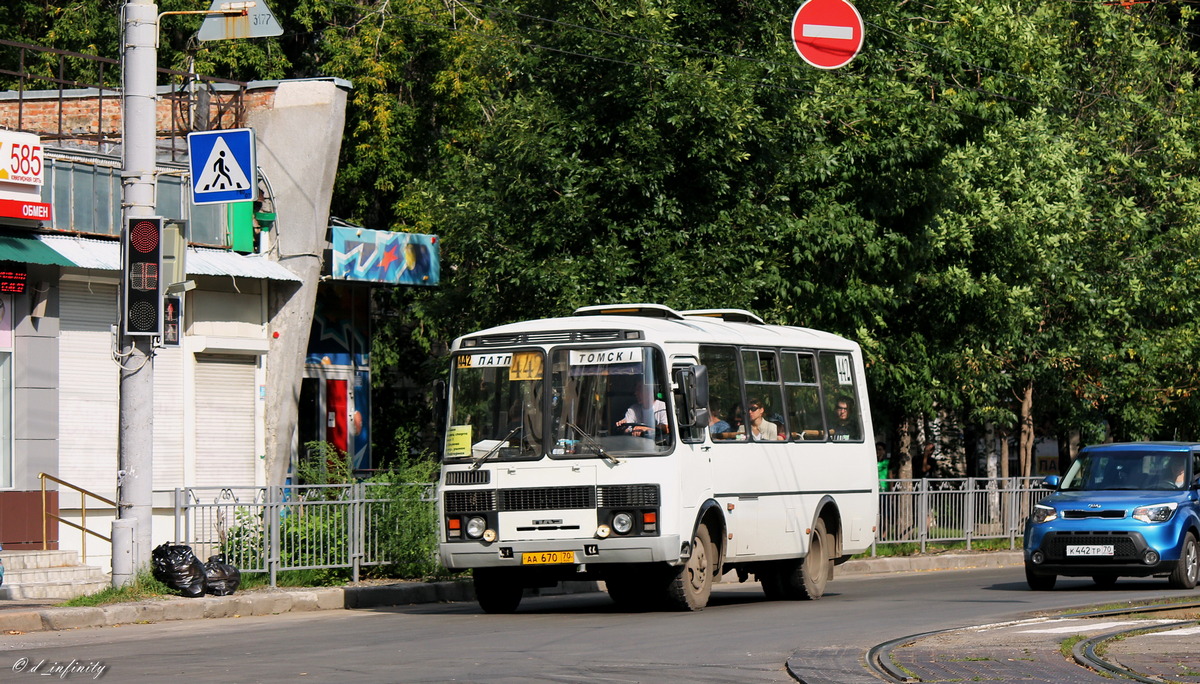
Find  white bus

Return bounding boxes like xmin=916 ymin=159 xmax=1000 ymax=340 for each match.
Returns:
xmin=437 ymin=304 xmax=878 ymax=612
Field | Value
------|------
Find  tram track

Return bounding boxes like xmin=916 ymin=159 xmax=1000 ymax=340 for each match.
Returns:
xmin=864 ymin=600 xmax=1200 ymax=683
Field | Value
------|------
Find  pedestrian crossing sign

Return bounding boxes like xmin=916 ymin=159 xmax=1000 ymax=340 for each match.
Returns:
xmin=187 ymin=128 xmax=256 ymax=205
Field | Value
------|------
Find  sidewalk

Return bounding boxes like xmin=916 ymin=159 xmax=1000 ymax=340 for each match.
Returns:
xmin=0 ymin=551 xmax=1023 ymax=634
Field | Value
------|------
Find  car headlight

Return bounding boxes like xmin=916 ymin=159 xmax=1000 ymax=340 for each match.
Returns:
xmin=1132 ymin=502 xmax=1177 ymax=523
xmin=1029 ymin=504 xmax=1057 ymax=524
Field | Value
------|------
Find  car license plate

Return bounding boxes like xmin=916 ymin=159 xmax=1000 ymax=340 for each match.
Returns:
xmin=522 ymin=551 xmax=575 ymax=565
xmin=1066 ymin=545 xmax=1114 ymax=556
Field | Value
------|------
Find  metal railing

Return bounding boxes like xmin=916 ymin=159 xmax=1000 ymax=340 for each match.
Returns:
xmin=173 ymin=483 xmax=434 ymax=586
xmin=38 ymin=472 xmax=117 ymax=562
xmin=0 ymin=39 xmax=247 ymax=161
xmin=168 ymin=477 xmax=1048 ymax=583
xmin=874 ymin=477 xmax=1045 ymax=554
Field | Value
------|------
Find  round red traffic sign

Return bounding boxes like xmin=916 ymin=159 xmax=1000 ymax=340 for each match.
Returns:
xmin=791 ymin=0 xmax=864 ymax=70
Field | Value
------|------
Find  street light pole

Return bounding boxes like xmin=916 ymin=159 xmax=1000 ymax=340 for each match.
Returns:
xmin=116 ymin=0 xmax=158 ymax=586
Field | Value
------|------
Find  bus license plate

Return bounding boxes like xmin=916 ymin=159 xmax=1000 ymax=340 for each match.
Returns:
xmin=1066 ymin=545 xmax=1114 ymax=556
xmin=522 ymin=551 xmax=575 ymax=565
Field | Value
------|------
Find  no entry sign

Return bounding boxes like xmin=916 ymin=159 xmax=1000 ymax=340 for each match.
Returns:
xmin=791 ymin=0 xmax=865 ymax=69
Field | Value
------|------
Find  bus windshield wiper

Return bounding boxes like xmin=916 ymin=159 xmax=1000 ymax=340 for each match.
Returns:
xmin=567 ymin=422 xmax=620 ymax=465
xmin=470 ymin=427 xmax=521 ymax=471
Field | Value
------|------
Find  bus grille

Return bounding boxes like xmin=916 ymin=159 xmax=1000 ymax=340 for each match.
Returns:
xmin=499 ymin=486 xmax=596 ymax=511
xmin=597 ymin=484 xmax=660 ymax=508
xmin=445 ymin=470 xmax=491 ymax=486
xmin=444 ymin=490 xmax=497 ymax=513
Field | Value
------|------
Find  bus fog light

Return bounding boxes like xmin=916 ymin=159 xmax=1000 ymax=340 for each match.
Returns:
xmin=482 ymin=528 xmax=498 ymax=543
xmin=1144 ymin=549 xmax=1160 ymax=565
xmin=596 ymin=524 xmax=611 ymax=539
xmin=613 ymin=512 xmax=634 ymax=535
xmin=466 ymin=516 xmax=486 ymax=539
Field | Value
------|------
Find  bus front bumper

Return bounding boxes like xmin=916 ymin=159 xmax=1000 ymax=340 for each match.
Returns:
xmin=439 ymin=534 xmax=683 ymax=570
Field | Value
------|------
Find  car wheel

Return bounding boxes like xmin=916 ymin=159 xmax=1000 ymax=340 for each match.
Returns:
xmin=1025 ymin=564 xmax=1056 ymax=591
xmin=1167 ymin=532 xmax=1199 ymax=590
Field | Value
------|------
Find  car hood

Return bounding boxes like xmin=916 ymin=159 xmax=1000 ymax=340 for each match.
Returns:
xmin=1042 ymin=490 xmax=1187 ymax=509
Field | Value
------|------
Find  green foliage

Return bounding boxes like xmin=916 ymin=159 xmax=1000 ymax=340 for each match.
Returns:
xmin=368 ymin=455 xmax=444 ymax=579
xmin=13 ymin=0 xmax=1200 ymax=455
xmin=58 ymin=570 xmax=172 ymax=607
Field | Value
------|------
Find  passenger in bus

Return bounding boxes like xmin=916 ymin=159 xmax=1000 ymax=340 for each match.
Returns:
xmin=708 ymin=407 xmax=732 ymax=435
xmin=616 ymin=385 xmax=668 ymax=438
xmin=738 ymin=399 xmax=780 ymax=441
xmin=829 ymin=395 xmax=861 ymax=441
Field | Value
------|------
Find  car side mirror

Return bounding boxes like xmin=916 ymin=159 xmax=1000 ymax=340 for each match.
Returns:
xmin=1041 ymin=475 xmax=1061 ymax=490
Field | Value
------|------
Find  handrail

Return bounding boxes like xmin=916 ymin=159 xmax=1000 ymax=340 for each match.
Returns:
xmin=39 ymin=473 xmax=117 ymax=563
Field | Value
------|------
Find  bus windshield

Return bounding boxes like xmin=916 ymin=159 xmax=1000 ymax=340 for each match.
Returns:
xmin=444 ymin=351 xmax=545 ymax=464
xmin=549 ymin=346 xmax=671 ymax=458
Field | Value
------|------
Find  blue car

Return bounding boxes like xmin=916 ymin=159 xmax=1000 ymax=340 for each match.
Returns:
xmin=1023 ymin=442 xmax=1200 ymax=590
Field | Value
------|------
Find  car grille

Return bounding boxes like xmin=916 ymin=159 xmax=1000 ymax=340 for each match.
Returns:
xmin=1044 ymin=532 xmax=1139 ymax=562
xmin=1062 ymin=509 xmax=1126 ymax=519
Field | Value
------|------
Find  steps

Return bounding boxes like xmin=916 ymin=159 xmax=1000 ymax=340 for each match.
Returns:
xmin=0 ymin=549 xmax=110 ymax=600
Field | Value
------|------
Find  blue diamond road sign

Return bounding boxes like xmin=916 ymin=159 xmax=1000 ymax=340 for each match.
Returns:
xmin=187 ymin=128 xmax=256 ymax=205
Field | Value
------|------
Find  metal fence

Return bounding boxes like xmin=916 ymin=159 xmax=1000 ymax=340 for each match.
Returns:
xmin=874 ymin=477 xmax=1045 ymax=554
xmin=172 ymin=478 xmax=1047 ymax=584
xmin=172 ymin=483 xmax=433 ymax=586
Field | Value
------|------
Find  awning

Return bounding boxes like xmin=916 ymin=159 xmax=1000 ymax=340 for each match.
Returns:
xmin=0 ymin=233 xmax=75 ymax=267
xmin=36 ymin=234 xmax=302 ymax=283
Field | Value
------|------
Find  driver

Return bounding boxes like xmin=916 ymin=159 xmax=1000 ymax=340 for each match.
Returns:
xmin=616 ymin=385 xmax=668 ymax=438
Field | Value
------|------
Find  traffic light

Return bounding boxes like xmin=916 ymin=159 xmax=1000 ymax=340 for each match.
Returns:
xmin=123 ymin=216 xmax=162 ymax=336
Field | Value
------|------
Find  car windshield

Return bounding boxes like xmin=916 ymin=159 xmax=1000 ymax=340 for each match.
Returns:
xmin=1059 ymin=450 xmax=1192 ymax=492
xmin=549 ymin=346 xmax=672 ymax=457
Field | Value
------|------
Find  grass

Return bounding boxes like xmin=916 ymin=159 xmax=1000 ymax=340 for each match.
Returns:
xmin=1059 ymin=635 xmax=1087 ymax=659
xmin=856 ymin=538 xmax=1016 ymax=558
xmin=58 ymin=571 xmax=174 ymax=607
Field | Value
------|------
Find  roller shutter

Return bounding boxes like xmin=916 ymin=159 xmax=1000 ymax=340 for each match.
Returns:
xmin=194 ymin=354 xmax=256 ymax=487
xmin=58 ymin=281 xmax=119 ymax=497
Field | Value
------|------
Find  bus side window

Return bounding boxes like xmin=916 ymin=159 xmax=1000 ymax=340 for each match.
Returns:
xmin=783 ymin=351 xmax=824 ymax=441
xmin=742 ymin=349 xmax=786 ymax=442
xmin=699 ymin=345 xmax=742 ymax=442
xmin=819 ymin=352 xmax=862 ymax=442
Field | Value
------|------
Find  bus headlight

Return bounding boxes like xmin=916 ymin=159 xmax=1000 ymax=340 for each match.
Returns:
xmin=1029 ymin=504 xmax=1057 ymax=524
xmin=466 ymin=516 xmax=487 ymax=539
xmin=612 ymin=512 xmax=634 ymax=535
xmin=1132 ymin=502 xmax=1176 ymax=523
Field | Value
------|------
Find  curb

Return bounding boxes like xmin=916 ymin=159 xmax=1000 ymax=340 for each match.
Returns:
xmin=0 ymin=552 xmax=1024 ymax=634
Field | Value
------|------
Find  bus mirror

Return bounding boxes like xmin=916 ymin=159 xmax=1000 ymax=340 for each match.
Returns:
xmin=676 ymin=365 xmax=710 ymax=428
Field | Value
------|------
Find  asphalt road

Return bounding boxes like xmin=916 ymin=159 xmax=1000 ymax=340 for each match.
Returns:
xmin=0 ymin=567 xmax=1188 ymax=684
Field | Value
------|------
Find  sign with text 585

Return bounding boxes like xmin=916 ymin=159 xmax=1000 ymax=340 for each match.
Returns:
xmin=0 ymin=131 xmax=44 ymax=186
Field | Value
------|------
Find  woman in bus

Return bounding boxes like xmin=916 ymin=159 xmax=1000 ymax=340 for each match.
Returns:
xmin=739 ymin=399 xmax=779 ymax=441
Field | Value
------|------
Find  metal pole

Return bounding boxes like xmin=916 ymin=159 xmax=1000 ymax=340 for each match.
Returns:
xmin=117 ymin=0 xmax=158 ymax=583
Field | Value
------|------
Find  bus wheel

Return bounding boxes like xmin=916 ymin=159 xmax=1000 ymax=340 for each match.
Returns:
xmin=606 ymin=574 xmax=658 ymax=611
xmin=776 ymin=519 xmax=830 ymax=600
xmin=666 ymin=525 xmax=714 ymax=611
xmin=473 ymin=568 xmax=523 ymax=614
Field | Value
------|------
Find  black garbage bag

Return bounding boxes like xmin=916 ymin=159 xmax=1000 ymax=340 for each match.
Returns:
xmin=151 ymin=543 xmax=207 ymax=598
xmin=203 ymin=554 xmax=241 ymax=596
